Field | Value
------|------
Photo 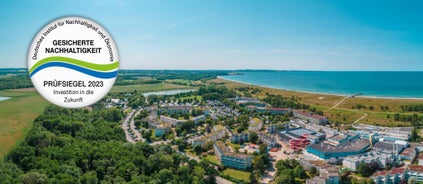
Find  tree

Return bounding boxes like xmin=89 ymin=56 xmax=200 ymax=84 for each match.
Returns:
xmin=193 ymin=145 xmax=202 ymax=155
xmin=234 ymin=145 xmax=240 ymax=153
xmin=156 ymin=169 xmax=174 ymax=183
xmin=309 ymin=166 xmax=317 ymax=177
xmin=294 ymin=165 xmax=307 ymax=179
xmin=80 ymin=171 xmax=98 ymax=184
xmin=204 ymin=164 xmax=217 ymax=184
xmin=250 ymin=132 xmax=258 ymax=144
xmin=410 ymin=127 xmax=420 ymax=142
xmin=358 ymin=162 xmax=370 ymax=177
xmin=275 ymin=170 xmax=295 ymax=184
xmin=253 ymin=155 xmax=266 ymax=174
xmin=143 ymin=130 xmax=152 ymax=142
xmin=20 ymin=172 xmax=47 ymax=184
xmin=249 ymin=171 xmax=259 ymax=184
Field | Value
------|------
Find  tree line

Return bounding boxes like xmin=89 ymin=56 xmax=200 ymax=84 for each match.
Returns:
xmin=1 ymin=105 xmax=216 ymax=184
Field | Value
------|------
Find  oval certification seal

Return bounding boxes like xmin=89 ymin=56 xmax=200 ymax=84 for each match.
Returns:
xmin=28 ymin=16 xmax=119 ymax=108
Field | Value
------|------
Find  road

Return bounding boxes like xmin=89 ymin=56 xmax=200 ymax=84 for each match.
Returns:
xmin=216 ymin=176 xmax=233 ymax=184
xmin=129 ymin=108 xmax=144 ymax=142
xmin=120 ymin=109 xmax=137 ymax=143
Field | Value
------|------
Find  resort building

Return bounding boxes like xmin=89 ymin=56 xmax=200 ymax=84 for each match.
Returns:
xmin=155 ymin=124 xmax=171 ymax=137
xmin=342 ymin=152 xmax=393 ymax=171
xmin=158 ymin=105 xmax=191 ymax=114
xmin=371 ymin=168 xmax=407 ymax=184
xmin=400 ymin=146 xmax=417 ymax=165
xmin=267 ymin=123 xmax=289 ymax=133
xmin=305 ymin=138 xmax=371 ymax=160
xmin=248 ymin=117 xmax=263 ymax=132
xmin=259 ymin=133 xmax=279 ymax=148
xmin=371 ymin=165 xmax=423 ymax=184
xmin=230 ymin=132 xmax=249 ymax=143
xmin=293 ymin=110 xmax=328 ymax=125
xmin=299 ymin=156 xmax=341 ymax=184
xmin=160 ymin=115 xmax=185 ymax=127
xmin=324 ymin=132 xmax=359 ymax=147
xmin=213 ymin=141 xmax=252 ymax=170
xmin=278 ymin=127 xmax=325 ymax=143
xmin=192 ymin=125 xmax=227 ymax=147
xmin=372 ymin=141 xmax=404 ymax=154
xmin=306 ymin=124 xmax=339 ymax=137
xmin=246 ymin=105 xmax=290 ymax=115
xmin=160 ymin=115 xmax=205 ymax=127
xmin=191 ymin=115 xmax=205 ymax=125
xmin=352 ymin=124 xmax=411 ymax=141
xmin=418 ymin=154 xmax=423 ymax=165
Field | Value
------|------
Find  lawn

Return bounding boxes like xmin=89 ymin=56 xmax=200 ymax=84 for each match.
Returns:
xmin=184 ymin=149 xmax=197 ymax=157
xmin=205 ymin=155 xmax=221 ymax=166
xmin=223 ymin=168 xmax=250 ymax=183
xmin=177 ymin=95 xmax=203 ymax=101
xmin=0 ymin=90 xmax=49 ymax=159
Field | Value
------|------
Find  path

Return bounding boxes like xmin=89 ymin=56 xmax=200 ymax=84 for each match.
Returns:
xmin=329 ymin=96 xmax=350 ymax=111
xmin=353 ymin=113 xmax=368 ymax=124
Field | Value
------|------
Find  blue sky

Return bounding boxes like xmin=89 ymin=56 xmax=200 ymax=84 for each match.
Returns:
xmin=0 ymin=0 xmax=422 ymax=70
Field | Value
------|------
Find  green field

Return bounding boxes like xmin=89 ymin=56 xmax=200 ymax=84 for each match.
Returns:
xmin=0 ymin=90 xmax=49 ymax=159
xmin=110 ymin=83 xmax=192 ymax=93
xmin=223 ymin=168 xmax=250 ymax=182
xmin=205 ymin=155 xmax=221 ymax=166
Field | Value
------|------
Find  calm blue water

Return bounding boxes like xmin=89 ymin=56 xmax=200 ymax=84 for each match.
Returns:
xmin=220 ymin=71 xmax=423 ymax=98
xmin=0 ymin=96 xmax=10 ymax=101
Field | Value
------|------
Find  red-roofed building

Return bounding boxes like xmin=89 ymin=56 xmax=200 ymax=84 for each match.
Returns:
xmin=371 ymin=168 xmax=406 ymax=184
xmin=371 ymin=166 xmax=423 ymax=184
xmin=293 ymin=110 xmax=328 ymax=125
xmin=400 ymin=146 xmax=417 ymax=165
xmin=419 ymin=154 xmax=423 ymax=165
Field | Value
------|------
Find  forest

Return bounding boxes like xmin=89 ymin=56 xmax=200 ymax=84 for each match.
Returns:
xmin=0 ymin=69 xmax=33 ymax=90
xmin=0 ymin=105 xmax=216 ymax=184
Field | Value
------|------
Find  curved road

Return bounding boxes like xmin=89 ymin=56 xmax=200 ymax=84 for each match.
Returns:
xmin=121 ymin=109 xmax=137 ymax=143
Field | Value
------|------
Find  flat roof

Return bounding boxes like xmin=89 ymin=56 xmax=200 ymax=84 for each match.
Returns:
xmin=288 ymin=128 xmax=314 ymax=138
xmin=224 ymin=152 xmax=252 ymax=159
xmin=400 ymin=147 xmax=415 ymax=156
xmin=373 ymin=141 xmax=394 ymax=151
xmin=308 ymin=138 xmax=370 ymax=153
xmin=293 ymin=110 xmax=327 ymax=119
xmin=409 ymin=165 xmax=423 ymax=172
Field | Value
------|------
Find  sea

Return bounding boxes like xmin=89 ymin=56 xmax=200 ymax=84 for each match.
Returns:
xmin=219 ymin=71 xmax=423 ymax=98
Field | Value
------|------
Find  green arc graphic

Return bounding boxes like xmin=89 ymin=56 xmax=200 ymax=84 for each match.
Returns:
xmin=29 ymin=56 xmax=119 ymax=74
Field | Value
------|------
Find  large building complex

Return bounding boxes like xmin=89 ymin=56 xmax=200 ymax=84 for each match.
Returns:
xmin=293 ymin=110 xmax=328 ymax=125
xmin=213 ymin=141 xmax=252 ymax=170
xmin=305 ymin=138 xmax=371 ymax=160
xmin=371 ymin=165 xmax=423 ymax=184
xmin=342 ymin=151 xmax=393 ymax=171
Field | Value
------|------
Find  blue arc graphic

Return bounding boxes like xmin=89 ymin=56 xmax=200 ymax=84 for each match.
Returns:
xmin=29 ymin=62 xmax=118 ymax=79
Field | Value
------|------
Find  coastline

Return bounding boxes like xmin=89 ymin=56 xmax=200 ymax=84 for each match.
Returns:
xmin=217 ymin=76 xmax=423 ymax=100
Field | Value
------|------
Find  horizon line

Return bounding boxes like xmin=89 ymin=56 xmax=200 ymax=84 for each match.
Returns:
xmin=1 ymin=67 xmax=423 ymax=72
